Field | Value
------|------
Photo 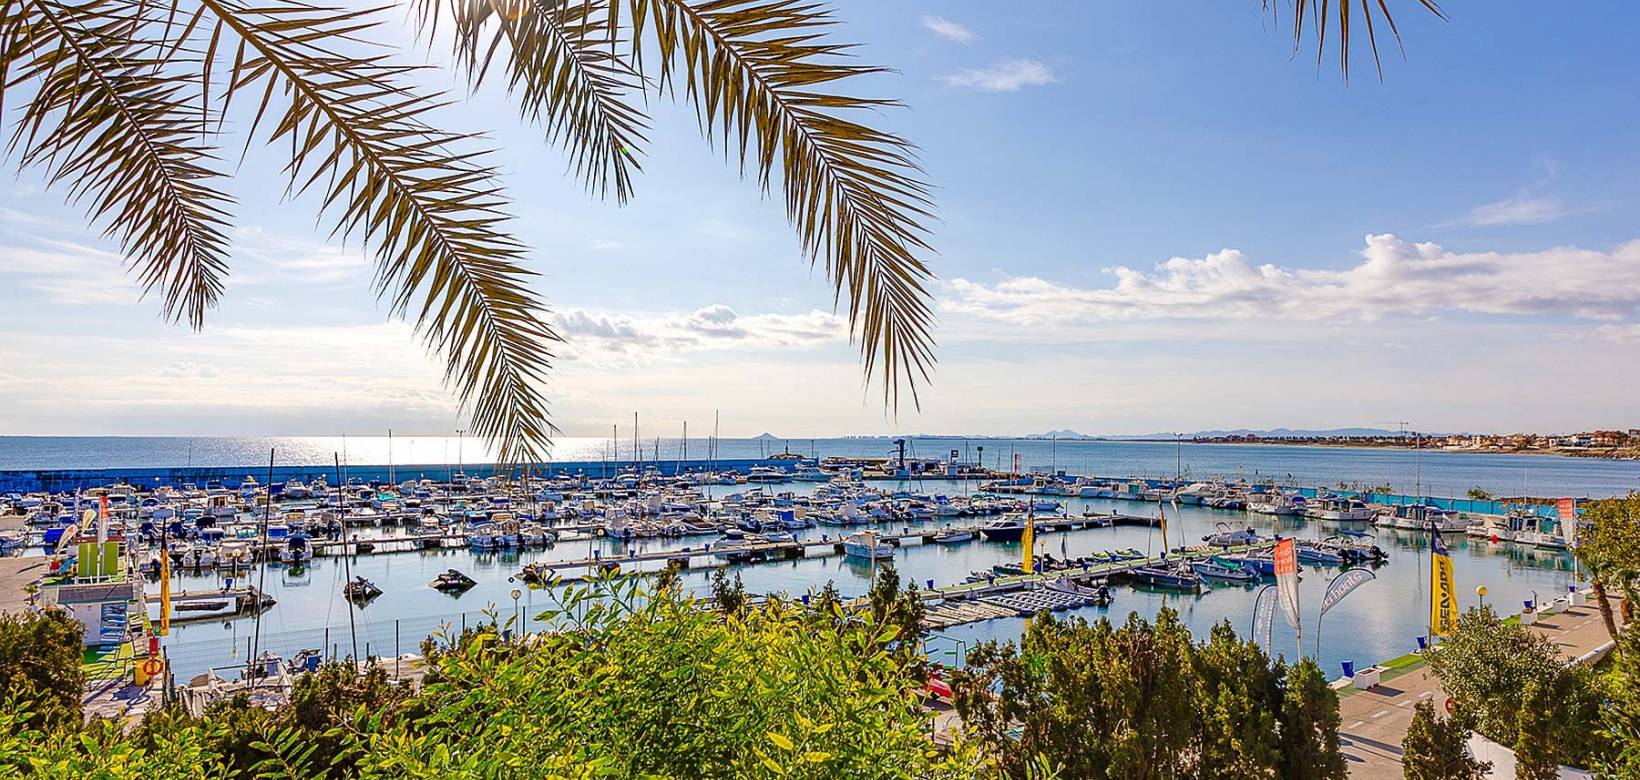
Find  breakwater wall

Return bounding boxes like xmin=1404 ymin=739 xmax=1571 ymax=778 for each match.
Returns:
xmin=0 ymin=458 xmax=788 ymax=493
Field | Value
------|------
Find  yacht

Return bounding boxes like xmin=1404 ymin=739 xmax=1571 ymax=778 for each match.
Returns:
xmin=1302 ymin=495 xmax=1373 ymax=522
xmin=842 ymin=532 xmax=895 ymax=561
xmin=1246 ymin=491 xmax=1300 ymax=517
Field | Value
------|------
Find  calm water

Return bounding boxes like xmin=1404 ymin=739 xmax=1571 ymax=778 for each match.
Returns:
xmin=5 ymin=435 xmax=1638 ymax=498
xmin=156 ymin=482 xmax=1582 ymax=682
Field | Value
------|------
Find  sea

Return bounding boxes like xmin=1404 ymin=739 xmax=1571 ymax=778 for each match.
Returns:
xmin=4 ymin=435 xmax=1638 ymax=498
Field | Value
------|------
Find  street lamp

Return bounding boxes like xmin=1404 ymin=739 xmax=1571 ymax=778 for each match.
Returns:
xmin=1475 ymin=584 xmax=1488 ymax=611
xmin=511 ymin=588 xmax=522 ymax=635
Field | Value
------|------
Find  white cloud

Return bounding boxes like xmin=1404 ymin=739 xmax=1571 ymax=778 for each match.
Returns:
xmin=552 ymin=304 xmax=847 ymax=365
xmin=1461 ymin=195 xmax=1574 ymax=227
xmin=944 ymin=234 xmax=1640 ymax=328
xmin=1594 ymin=324 xmax=1640 ymax=346
xmin=159 ymin=362 xmax=220 ymax=379
xmin=921 ymin=15 xmax=975 ymax=44
xmin=944 ymin=59 xmax=1055 ymax=92
xmin=0 ymin=238 xmax=137 ymax=305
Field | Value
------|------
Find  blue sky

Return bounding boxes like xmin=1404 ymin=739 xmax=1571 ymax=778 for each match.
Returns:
xmin=1 ymin=1 xmax=1638 ymax=440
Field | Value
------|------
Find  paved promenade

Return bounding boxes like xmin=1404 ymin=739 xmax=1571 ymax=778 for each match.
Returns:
xmin=1339 ymin=593 xmax=1625 ymax=779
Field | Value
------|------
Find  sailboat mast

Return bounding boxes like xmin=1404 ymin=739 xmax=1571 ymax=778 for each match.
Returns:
xmin=336 ymin=453 xmax=359 ymax=660
xmin=248 ymin=447 xmax=274 ymax=685
xmin=1414 ymin=431 xmax=1422 ymax=502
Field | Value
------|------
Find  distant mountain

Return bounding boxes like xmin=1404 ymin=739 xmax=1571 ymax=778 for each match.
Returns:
xmin=1110 ymin=427 xmax=1407 ymax=440
xmin=753 ymin=432 xmax=780 ymax=440
xmin=1027 ymin=429 xmax=1099 ymax=440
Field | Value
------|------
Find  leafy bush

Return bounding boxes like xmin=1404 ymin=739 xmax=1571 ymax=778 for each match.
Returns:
xmin=0 ymin=575 xmax=981 ymax=779
xmin=1426 ymin=605 xmax=1610 ymax=769
xmin=952 ymin=609 xmax=1345 ymax=779
xmin=0 ymin=610 xmax=85 ymax=733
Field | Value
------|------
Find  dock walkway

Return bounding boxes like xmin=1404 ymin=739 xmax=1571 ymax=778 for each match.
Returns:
xmin=1338 ymin=593 xmax=1625 ymax=779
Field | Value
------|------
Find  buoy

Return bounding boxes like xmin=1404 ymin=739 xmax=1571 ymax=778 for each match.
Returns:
xmin=136 ymin=657 xmax=164 ymax=685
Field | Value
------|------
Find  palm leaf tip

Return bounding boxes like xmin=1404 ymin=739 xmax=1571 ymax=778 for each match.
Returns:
xmin=423 ymin=0 xmax=650 ymax=204
xmin=1268 ymin=0 xmax=1446 ymax=79
xmin=633 ymin=0 xmax=939 ymax=410
xmin=4 ymin=0 xmax=234 ymax=331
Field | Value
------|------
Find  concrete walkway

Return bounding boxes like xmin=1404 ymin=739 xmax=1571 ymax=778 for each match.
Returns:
xmin=1339 ymin=594 xmax=1625 ymax=779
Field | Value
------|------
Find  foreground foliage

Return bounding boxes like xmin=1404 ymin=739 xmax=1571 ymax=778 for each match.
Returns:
xmin=1575 ymin=492 xmax=1640 ymax=641
xmin=1422 ymin=604 xmax=1631 ymax=775
xmin=1400 ymin=699 xmax=1489 ymax=780
xmin=0 ymin=575 xmax=983 ymax=778
xmin=0 ymin=611 xmax=85 ymax=733
xmin=952 ymin=609 xmax=1346 ymax=780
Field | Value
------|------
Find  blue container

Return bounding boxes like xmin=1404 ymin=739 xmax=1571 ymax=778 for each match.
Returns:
xmin=1416 ymin=636 xmax=1428 ymax=650
xmin=1341 ymin=661 xmax=1356 ymax=678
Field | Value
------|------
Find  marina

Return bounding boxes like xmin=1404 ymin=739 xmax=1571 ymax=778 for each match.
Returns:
xmin=2 ymin=439 xmax=1615 ymax=686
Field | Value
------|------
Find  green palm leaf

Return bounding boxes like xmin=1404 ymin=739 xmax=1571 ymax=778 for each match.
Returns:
xmin=425 ymin=0 xmax=649 ymax=203
xmin=626 ymin=0 xmax=937 ymax=408
xmin=201 ymin=0 xmax=560 ymax=463
xmin=1 ymin=0 xmax=232 ymax=330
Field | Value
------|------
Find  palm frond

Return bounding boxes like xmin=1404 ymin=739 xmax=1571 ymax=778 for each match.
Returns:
xmin=421 ymin=0 xmax=648 ymax=203
xmin=626 ymin=0 xmax=937 ymax=409
xmin=1 ymin=0 xmax=232 ymax=330
xmin=200 ymin=0 xmax=560 ymax=463
xmin=1268 ymin=0 xmax=1446 ymax=79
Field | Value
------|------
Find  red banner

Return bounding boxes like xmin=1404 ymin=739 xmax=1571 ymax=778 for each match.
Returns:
xmin=1273 ymin=538 xmax=1298 ymax=577
xmin=1274 ymin=538 xmax=1301 ymax=632
xmin=1556 ymin=498 xmax=1577 ymax=522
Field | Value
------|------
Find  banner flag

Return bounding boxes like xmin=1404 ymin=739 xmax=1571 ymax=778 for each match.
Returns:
xmin=1274 ymin=538 xmax=1301 ymax=631
xmin=1021 ymin=513 xmax=1035 ymax=574
xmin=1252 ymin=585 xmax=1277 ymax=652
xmin=1556 ymin=498 xmax=1578 ymax=547
xmin=1320 ymin=568 xmax=1377 ymax=617
xmin=1430 ymin=527 xmax=1459 ymax=636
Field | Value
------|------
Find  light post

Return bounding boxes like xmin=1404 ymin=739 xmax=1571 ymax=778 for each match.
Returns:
xmin=1476 ymin=585 xmax=1488 ymax=611
xmin=511 ymin=588 xmax=522 ymax=636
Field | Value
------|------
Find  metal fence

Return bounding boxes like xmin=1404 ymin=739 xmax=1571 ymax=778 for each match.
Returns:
xmin=161 ymin=601 xmax=569 ymax=683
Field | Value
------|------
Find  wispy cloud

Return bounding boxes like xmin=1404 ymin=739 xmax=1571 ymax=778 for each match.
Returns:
xmin=0 ymin=237 xmax=137 ymax=306
xmin=921 ymin=15 xmax=975 ymax=44
xmin=1450 ymin=160 xmax=1581 ymax=228
xmin=944 ymin=59 xmax=1055 ymax=92
xmin=943 ymin=234 xmax=1640 ymax=328
xmin=1461 ymin=195 xmax=1575 ymax=227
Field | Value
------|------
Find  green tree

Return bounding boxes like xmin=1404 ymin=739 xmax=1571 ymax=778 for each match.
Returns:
xmin=866 ymin=565 xmax=925 ymax=665
xmin=1574 ymin=492 xmax=1640 ymax=641
xmin=1426 ymin=605 xmax=1610 ymax=768
xmin=1190 ymin=623 xmax=1283 ymax=778
xmin=1467 ymin=486 xmax=1494 ymax=501
xmin=0 ymin=610 xmax=85 ymax=733
xmin=710 ymin=567 xmax=748 ymax=615
xmin=1277 ymin=658 xmax=1348 ymax=780
xmin=1599 ymin=629 xmax=1640 ymax=778
xmin=952 ymin=610 xmax=1330 ymax=779
xmin=1401 ymin=699 xmax=1489 ymax=780
xmin=1514 ymin=680 xmax=1559 ymax=780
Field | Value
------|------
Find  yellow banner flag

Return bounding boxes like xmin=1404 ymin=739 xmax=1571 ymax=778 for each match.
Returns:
xmin=1021 ymin=513 xmax=1035 ymax=574
xmin=1430 ymin=529 xmax=1458 ymax=636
